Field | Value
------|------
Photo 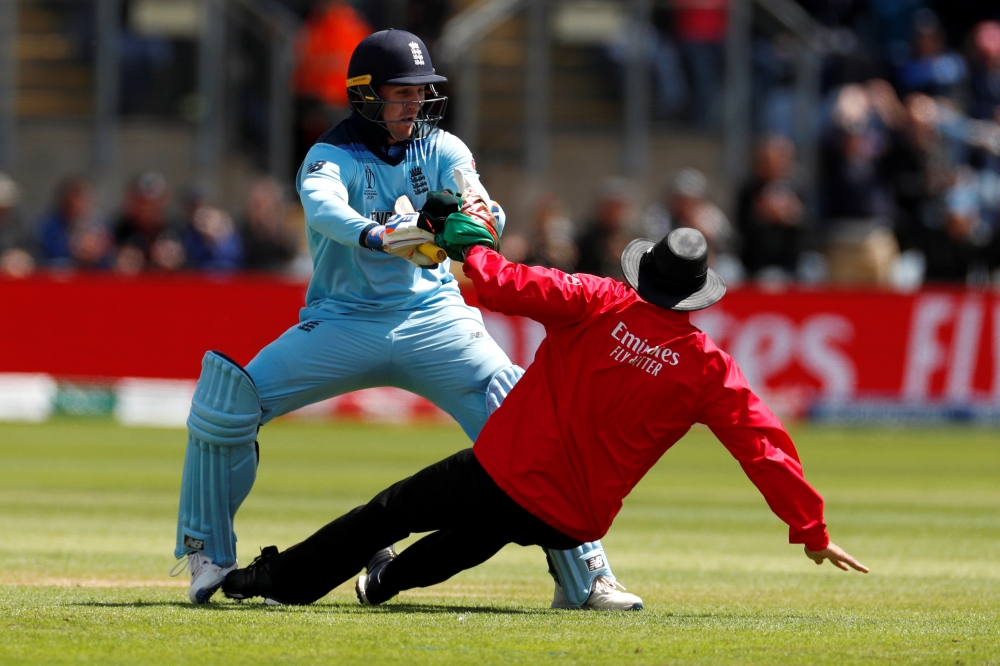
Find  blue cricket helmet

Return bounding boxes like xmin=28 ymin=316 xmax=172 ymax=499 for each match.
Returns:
xmin=346 ymin=29 xmax=448 ymax=138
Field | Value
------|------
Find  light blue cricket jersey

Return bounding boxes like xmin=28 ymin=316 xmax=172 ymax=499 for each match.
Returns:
xmin=295 ymin=115 xmax=498 ymax=317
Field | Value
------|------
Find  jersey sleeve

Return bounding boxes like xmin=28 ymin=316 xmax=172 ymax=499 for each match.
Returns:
xmin=297 ymin=145 xmax=372 ymax=247
xmin=463 ymin=246 xmax=623 ymax=328
xmin=694 ymin=337 xmax=830 ymax=551
xmin=434 ymin=133 xmax=503 ymax=236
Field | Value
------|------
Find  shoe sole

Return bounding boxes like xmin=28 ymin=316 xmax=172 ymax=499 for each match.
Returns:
xmin=193 ymin=583 xmax=222 ymax=604
xmin=551 ymin=601 xmax=644 ymax=611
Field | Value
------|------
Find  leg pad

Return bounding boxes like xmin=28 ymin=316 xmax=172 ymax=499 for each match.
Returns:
xmin=546 ymin=540 xmax=615 ymax=607
xmin=175 ymin=352 xmax=261 ymax=567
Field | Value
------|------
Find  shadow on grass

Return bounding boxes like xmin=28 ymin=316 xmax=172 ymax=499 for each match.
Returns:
xmin=70 ymin=601 xmax=243 ymax=610
xmin=374 ymin=603 xmax=541 ymax=615
xmin=70 ymin=600 xmax=543 ymax=615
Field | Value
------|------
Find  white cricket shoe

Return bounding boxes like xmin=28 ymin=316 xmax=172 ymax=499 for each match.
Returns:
xmin=551 ymin=576 xmax=643 ymax=611
xmin=170 ymin=552 xmax=238 ymax=604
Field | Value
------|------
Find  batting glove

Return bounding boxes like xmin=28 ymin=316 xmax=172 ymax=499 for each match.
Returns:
xmin=383 ymin=212 xmax=439 ymax=267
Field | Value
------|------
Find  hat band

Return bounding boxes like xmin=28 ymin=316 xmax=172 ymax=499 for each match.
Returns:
xmin=639 ymin=251 xmax=708 ymax=295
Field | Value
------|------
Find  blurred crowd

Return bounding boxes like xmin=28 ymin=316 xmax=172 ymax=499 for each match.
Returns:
xmin=0 ymin=171 xmax=305 ymax=278
xmin=503 ymin=5 xmax=1000 ymax=288
xmin=6 ymin=1 xmax=1000 ymax=288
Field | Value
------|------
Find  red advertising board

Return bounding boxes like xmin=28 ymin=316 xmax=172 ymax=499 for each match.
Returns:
xmin=689 ymin=288 xmax=1000 ymax=419
xmin=1 ymin=274 xmax=998 ymax=420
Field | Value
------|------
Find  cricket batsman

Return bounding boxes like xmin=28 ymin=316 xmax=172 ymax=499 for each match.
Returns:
xmin=172 ymin=29 xmax=641 ymax=611
xmin=220 ymin=227 xmax=868 ymax=608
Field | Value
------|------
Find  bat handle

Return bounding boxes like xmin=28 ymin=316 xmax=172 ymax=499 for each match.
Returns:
xmin=418 ymin=243 xmax=448 ymax=263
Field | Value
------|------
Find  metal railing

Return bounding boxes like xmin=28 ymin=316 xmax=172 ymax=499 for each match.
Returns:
xmin=2 ymin=0 xmax=299 ymax=187
xmin=438 ymin=0 xmax=527 ymax=156
xmin=225 ymin=0 xmax=300 ymax=181
xmin=723 ymin=0 xmax=831 ymax=200
xmin=437 ymin=0 xmax=657 ymax=178
xmin=0 ymin=0 xmax=17 ymax=171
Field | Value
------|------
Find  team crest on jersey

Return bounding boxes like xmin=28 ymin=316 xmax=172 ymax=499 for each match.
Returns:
xmin=363 ymin=164 xmax=377 ymax=200
xmin=307 ymin=160 xmax=326 ymax=174
xmin=408 ymin=41 xmax=425 ymax=66
xmin=410 ymin=166 xmax=428 ymax=195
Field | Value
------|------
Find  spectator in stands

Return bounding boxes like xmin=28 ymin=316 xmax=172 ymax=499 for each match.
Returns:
xmin=0 ymin=172 xmax=34 ymax=278
xmin=668 ymin=169 xmax=739 ymax=272
xmin=673 ymin=0 xmax=727 ymax=128
xmin=969 ymin=21 xmax=1000 ymax=123
xmin=737 ymin=135 xmax=805 ymax=278
xmin=510 ymin=195 xmax=579 ymax=272
xmin=36 ymin=176 xmax=113 ymax=269
xmin=922 ymin=165 xmax=991 ymax=283
xmin=895 ymin=10 xmax=967 ymax=99
xmin=888 ymin=93 xmax=953 ymax=252
xmin=821 ymin=84 xmax=896 ymax=224
xmin=293 ymin=1 xmax=372 ymax=163
xmin=606 ymin=8 xmax=688 ymax=122
xmin=576 ymin=178 xmax=635 ymax=279
xmin=114 ymin=172 xmax=185 ymax=274
xmin=821 ymin=83 xmax=900 ymax=284
xmin=180 ymin=186 xmax=244 ymax=272
xmin=240 ymin=177 xmax=299 ymax=272
xmin=294 ymin=1 xmax=371 ymax=108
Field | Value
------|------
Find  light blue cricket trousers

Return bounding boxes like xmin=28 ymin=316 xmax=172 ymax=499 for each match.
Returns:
xmin=247 ymin=297 xmax=512 ymax=438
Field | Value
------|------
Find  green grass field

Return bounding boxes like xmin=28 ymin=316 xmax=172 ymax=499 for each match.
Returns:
xmin=0 ymin=418 xmax=997 ymax=665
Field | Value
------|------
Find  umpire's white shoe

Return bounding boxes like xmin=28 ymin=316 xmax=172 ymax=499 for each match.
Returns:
xmin=171 ymin=552 xmax=238 ymax=604
xmin=551 ymin=576 xmax=643 ymax=611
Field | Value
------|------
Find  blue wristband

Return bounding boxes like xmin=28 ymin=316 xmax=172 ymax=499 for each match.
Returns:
xmin=361 ymin=223 xmax=386 ymax=252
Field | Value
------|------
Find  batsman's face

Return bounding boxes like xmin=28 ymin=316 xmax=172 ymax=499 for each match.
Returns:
xmin=379 ymin=85 xmax=426 ymax=143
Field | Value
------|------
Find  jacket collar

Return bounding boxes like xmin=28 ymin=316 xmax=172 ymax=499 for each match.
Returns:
xmin=349 ymin=112 xmax=410 ymax=167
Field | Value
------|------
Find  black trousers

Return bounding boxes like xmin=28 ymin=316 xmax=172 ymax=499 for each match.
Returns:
xmin=264 ymin=448 xmax=582 ymax=605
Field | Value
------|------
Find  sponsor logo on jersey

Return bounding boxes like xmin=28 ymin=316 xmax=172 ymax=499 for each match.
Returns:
xmin=608 ymin=321 xmax=680 ymax=376
xmin=369 ymin=210 xmax=393 ymax=224
xmin=408 ymin=41 xmax=425 ymax=66
xmin=183 ymin=535 xmax=205 ymax=551
xmin=297 ymin=320 xmax=321 ymax=333
xmin=410 ymin=166 xmax=428 ymax=195
xmin=307 ymin=160 xmax=326 ymax=174
xmin=363 ymin=164 xmax=377 ymax=200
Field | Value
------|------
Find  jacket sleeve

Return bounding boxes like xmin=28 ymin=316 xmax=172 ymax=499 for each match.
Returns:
xmin=694 ymin=337 xmax=830 ymax=551
xmin=298 ymin=147 xmax=373 ymax=247
xmin=463 ymin=246 xmax=621 ymax=328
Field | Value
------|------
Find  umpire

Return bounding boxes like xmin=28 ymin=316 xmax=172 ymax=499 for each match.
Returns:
xmin=223 ymin=227 xmax=867 ymax=607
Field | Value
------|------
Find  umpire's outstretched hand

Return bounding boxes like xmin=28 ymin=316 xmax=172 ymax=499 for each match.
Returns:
xmin=804 ymin=543 xmax=869 ymax=573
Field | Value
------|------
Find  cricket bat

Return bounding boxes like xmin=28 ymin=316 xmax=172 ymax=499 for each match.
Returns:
xmin=394 ymin=195 xmax=447 ymax=263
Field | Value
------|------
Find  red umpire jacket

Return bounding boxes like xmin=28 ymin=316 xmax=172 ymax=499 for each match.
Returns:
xmin=463 ymin=246 xmax=830 ymax=551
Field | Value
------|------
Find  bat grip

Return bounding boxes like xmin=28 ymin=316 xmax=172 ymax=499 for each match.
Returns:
xmin=418 ymin=243 xmax=448 ymax=263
